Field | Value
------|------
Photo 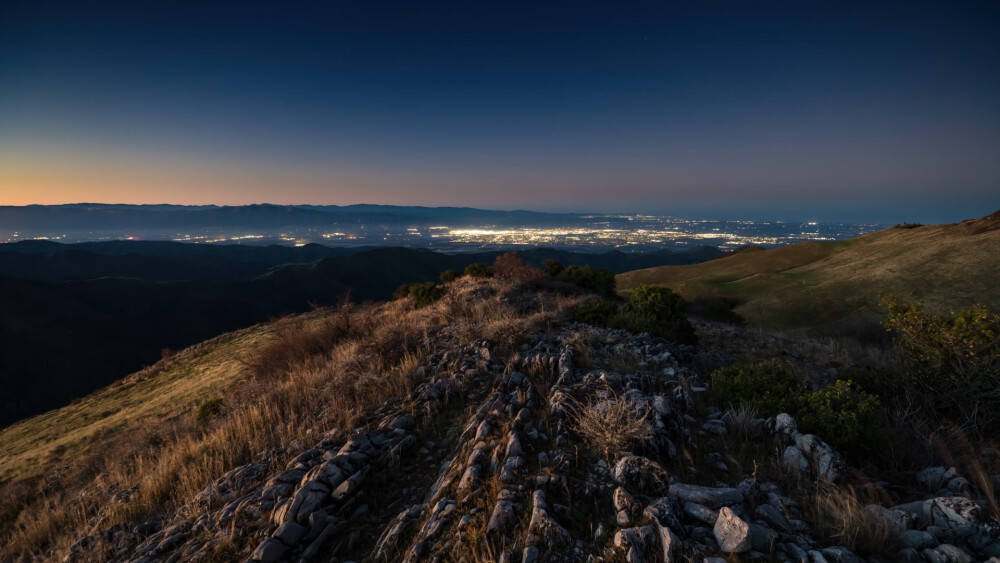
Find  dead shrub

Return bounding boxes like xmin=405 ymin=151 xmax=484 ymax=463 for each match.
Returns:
xmin=568 ymin=395 xmax=653 ymax=459
xmin=242 ymin=311 xmax=351 ymax=380
xmin=494 ymin=252 xmax=545 ymax=282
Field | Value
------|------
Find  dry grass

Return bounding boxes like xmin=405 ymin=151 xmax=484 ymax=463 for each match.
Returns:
xmin=721 ymin=404 xmax=761 ymax=438
xmin=617 ymin=219 xmax=1000 ymax=332
xmin=0 ymin=279 xmax=582 ymax=561
xmin=567 ymin=395 xmax=654 ymax=459
xmin=802 ymin=481 xmax=893 ymax=556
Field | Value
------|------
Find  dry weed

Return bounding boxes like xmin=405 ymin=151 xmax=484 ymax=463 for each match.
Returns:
xmin=567 ymin=395 xmax=654 ymax=459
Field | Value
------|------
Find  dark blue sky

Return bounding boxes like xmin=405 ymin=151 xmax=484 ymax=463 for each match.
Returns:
xmin=2 ymin=1 xmax=998 ymax=221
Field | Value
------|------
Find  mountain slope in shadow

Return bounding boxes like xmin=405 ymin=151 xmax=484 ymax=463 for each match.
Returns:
xmin=0 ymin=244 xmax=720 ymax=425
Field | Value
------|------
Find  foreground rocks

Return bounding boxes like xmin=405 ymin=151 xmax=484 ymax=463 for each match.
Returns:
xmin=61 ymin=307 xmax=1000 ymax=562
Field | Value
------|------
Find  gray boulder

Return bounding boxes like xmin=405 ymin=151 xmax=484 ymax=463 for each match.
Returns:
xmin=714 ymin=506 xmax=751 ymax=553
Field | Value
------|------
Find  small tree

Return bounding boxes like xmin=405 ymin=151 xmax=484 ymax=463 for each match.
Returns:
xmin=494 ymin=251 xmax=545 ymax=281
xmin=410 ymin=282 xmax=446 ymax=309
xmin=799 ymin=380 xmax=885 ymax=454
xmin=560 ymin=265 xmax=616 ymax=296
xmin=573 ymin=298 xmax=617 ymax=325
xmin=543 ymin=259 xmax=564 ymax=276
xmin=392 ymin=283 xmax=415 ymax=300
xmin=710 ymin=360 xmax=805 ymax=415
xmin=464 ymin=262 xmax=494 ymax=278
xmin=623 ymin=285 xmax=697 ymax=344
xmin=440 ymin=269 xmax=462 ymax=283
xmin=882 ymin=296 xmax=1000 ymax=435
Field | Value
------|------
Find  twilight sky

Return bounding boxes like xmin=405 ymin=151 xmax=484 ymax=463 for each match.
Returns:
xmin=1 ymin=1 xmax=998 ymax=221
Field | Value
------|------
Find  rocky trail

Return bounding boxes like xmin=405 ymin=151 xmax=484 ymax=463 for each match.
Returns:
xmin=64 ymin=318 xmax=1000 ymax=563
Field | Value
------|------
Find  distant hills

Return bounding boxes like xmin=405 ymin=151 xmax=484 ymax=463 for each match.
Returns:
xmin=0 ymin=241 xmax=720 ymax=425
xmin=617 ymin=210 xmax=1000 ymax=334
xmin=0 ymin=203 xmax=577 ymax=233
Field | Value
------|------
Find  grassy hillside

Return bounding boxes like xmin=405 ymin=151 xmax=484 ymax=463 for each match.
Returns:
xmin=617 ymin=211 xmax=1000 ymax=332
xmin=0 ymin=278 xmax=584 ymax=559
xmin=0 ymin=317 xmax=295 ymax=485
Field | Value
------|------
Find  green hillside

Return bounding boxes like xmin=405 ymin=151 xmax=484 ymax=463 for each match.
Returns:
xmin=617 ymin=211 xmax=1000 ymax=332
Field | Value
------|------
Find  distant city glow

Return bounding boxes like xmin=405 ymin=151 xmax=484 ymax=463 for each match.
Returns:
xmin=0 ymin=214 xmax=885 ymax=251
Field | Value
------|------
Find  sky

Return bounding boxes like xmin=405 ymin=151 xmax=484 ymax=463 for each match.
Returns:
xmin=1 ymin=0 xmax=999 ymax=222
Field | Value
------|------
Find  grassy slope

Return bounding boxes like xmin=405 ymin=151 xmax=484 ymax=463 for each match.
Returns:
xmin=0 ymin=314 xmax=324 ymax=484
xmin=617 ymin=214 xmax=1000 ymax=332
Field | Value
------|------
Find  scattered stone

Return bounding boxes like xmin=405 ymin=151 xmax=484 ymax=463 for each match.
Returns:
xmin=251 ymin=538 xmax=287 ymax=563
xmin=669 ymin=483 xmax=743 ymax=509
xmin=272 ymin=521 xmax=306 ymax=546
xmin=714 ymin=506 xmax=751 ymax=553
xmin=613 ymin=455 xmax=670 ymax=496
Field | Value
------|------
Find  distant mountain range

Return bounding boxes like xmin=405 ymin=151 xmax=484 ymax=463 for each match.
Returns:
xmin=0 ymin=203 xmax=577 ymax=233
xmin=0 ymin=240 xmax=721 ymax=425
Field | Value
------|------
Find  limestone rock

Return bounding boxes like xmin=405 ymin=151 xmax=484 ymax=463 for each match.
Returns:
xmin=669 ymin=483 xmax=743 ymax=509
xmin=614 ymin=455 xmax=670 ymax=496
xmin=713 ymin=506 xmax=751 ymax=553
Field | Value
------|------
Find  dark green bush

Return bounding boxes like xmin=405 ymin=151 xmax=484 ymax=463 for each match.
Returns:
xmin=882 ymin=296 xmax=1000 ymax=436
xmin=690 ymin=297 xmax=745 ymax=326
xmin=560 ymin=265 xmax=616 ymax=296
xmin=710 ymin=360 xmax=805 ymax=416
xmin=410 ymin=282 xmax=446 ymax=309
xmin=797 ymin=380 xmax=885 ymax=454
xmin=573 ymin=298 xmax=617 ymax=325
xmin=197 ymin=398 xmax=224 ymax=424
xmin=543 ymin=259 xmax=564 ymax=276
xmin=607 ymin=308 xmax=662 ymax=336
xmin=624 ymin=285 xmax=697 ymax=344
xmin=465 ymin=263 xmax=494 ymax=278
xmin=440 ymin=269 xmax=462 ymax=283
xmin=392 ymin=283 xmax=415 ymax=300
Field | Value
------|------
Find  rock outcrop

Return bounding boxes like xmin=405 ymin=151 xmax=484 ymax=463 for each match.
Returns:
xmin=61 ymin=311 xmax=1000 ymax=563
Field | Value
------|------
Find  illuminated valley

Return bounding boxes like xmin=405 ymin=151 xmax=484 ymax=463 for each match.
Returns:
xmin=1 ymin=214 xmax=886 ymax=251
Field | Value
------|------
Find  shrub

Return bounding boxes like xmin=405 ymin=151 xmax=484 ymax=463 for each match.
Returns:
xmin=568 ymin=398 xmax=653 ymax=458
xmin=244 ymin=314 xmax=351 ymax=380
xmin=542 ymin=259 xmax=564 ymax=276
xmin=882 ymin=296 xmax=1000 ymax=435
xmin=798 ymin=380 xmax=885 ymax=453
xmin=410 ymin=282 xmax=445 ymax=309
xmin=464 ymin=262 xmax=494 ymax=278
xmin=690 ymin=297 xmax=745 ymax=326
xmin=494 ymin=251 xmax=545 ymax=281
xmin=559 ymin=265 xmax=616 ymax=296
xmin=573 ymin=298 xmax=617 ymax=325
xmin=710 ymin=360 xmax=805 ymax=416
xmin=623 ymin=285 xmax=697 ymax=344
xmin=392 ymin=283 xmax=415 ymax=300
xmin=440 ymin=269 xmax=462 ymax=283
xmin=196 ymin=398 xmax=224 ymax=424
xmin=607 ymin=308 xmax=661 ymax=336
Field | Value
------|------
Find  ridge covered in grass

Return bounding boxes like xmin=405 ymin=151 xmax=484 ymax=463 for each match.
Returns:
xmin=617 ymin=211 xmax=1000 ymax=332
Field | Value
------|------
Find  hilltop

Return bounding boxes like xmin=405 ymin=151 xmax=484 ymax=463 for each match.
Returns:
xmin=3 ymin=274 xmax=999 ymax=562
xmin=0 ymin=243 xmax=720 ymax=426
xmin=617 ymin=211 xmax=1000 ymax=333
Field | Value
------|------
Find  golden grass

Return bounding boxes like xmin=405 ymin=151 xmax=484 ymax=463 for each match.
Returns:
xmin=803 ymin=481 xmax=893 ymax=555
xmin=617 ymin=219 xmax=1000 ymax=332
xmin=0 ymin=278 xmax=581 ymax=560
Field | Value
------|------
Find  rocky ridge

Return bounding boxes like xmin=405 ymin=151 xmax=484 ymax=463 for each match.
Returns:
xmin=62 ymin=313 xmax=1000 ymax=562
